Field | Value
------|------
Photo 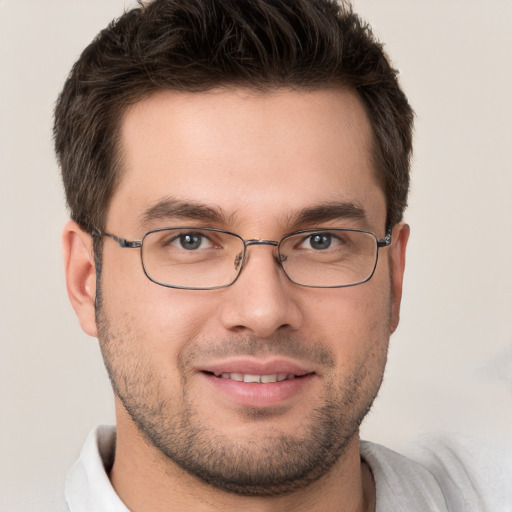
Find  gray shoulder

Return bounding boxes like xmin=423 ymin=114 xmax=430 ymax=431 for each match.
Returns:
xmin=4 ymin=490 xmax=69 ymax=512
xmin=406 ymin=435 xmax=512 ymax=512
xmin=361 ymin=437 xmax=512 ymax=512
xmin=360 ymin=440 xmax=449 ymax=512
xmin=41 ymin=493 xmax=69 ymax=512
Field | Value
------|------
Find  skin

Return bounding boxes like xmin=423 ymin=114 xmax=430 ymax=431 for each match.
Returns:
xmin=63 ymin=87 xmax=409 ymax=512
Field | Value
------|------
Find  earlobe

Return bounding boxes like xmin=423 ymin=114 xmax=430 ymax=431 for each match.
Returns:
xmin=389 ymin=222 xmax=410 ymax=334
xmin=62 ymin=220 xmax=98 ymax=338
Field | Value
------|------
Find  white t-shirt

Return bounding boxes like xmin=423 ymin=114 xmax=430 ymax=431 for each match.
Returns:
xmin=48 ymin=426 xmax=510 ymax=511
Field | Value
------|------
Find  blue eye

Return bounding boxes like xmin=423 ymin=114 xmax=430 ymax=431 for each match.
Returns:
xmin=165 ymin=232 xmax=214 ymax=251
xmin=178 ymin=233 xmax=204 ymax=250
xmin=309 ymin=233 xmax=332 ymax=250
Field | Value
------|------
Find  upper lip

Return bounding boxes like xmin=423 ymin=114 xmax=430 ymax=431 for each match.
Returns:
xmin=198 ymin=358 xmax=315 ymax=377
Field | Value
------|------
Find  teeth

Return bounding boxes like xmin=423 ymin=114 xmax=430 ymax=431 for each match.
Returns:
xmin=213 ymin=372 xmax=297 ymax=383
xmin=243 ymin=374 xmax=261 ymax=383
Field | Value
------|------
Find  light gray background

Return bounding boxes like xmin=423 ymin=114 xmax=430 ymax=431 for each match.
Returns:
xmin=1 ymin=1 xmax=511 ymax=509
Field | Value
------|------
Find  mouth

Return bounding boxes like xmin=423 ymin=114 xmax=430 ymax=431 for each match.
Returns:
xmin=203 ymin=371 xmax=311 ymax=383
xmin=198 ymin=359 xmax=317 ymax=407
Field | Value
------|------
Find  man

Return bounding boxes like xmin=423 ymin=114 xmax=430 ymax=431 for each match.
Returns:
xmin=53 ymin=1 xmax=509 ymax=511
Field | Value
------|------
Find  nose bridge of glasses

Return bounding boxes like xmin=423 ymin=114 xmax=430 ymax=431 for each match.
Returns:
xmin=245 ymin=239 xmax=279 ymax=248
xmin=236 ymin=239 xmax=280 ymax=270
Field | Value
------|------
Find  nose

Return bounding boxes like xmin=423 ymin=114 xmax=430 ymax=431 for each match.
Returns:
xmin=218 ymin=243 xmax=303 ymax=338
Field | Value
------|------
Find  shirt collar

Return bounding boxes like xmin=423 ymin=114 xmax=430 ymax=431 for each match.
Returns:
xmin=65 ymin=425 xmax=129 ymax=512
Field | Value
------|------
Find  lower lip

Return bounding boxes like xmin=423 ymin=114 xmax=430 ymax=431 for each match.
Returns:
xmin=201 ymin=372 xmax=315 ymax=408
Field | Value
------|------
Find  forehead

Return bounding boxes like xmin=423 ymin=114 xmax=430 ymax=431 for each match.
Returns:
xmin=108 ymin=87 xmax=386 ymax=234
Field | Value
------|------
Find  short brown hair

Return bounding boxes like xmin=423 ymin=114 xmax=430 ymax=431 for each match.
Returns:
xmin=54 ymin=0 xmax=413 ymax=234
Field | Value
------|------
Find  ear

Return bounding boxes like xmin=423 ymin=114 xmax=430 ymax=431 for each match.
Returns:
xmin=62 ymin=220 xmax=98 ymax=338
xmin=389 ymin=222 xmax=410 ymax=334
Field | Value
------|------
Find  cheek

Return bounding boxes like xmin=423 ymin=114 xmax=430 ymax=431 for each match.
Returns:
xmin=302 ymin=280 xmax=391 ymax=364
xmin=100 ymin=254 xmax=220 ymax=354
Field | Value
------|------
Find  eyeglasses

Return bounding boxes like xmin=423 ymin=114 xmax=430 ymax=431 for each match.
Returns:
xmin=95 ymin=227 xmax=392 ymax=290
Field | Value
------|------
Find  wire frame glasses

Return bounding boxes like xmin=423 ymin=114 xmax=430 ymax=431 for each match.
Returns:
xmin=97 ymin=227 xmax=392 ymax=290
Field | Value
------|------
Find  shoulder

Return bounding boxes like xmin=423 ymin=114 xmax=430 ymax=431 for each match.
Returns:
xmin=360 ymin=440 xmax=448 ymax=511
xmin=406 ymin=435 xmax=512 ymax=512
xmin=39 ymin=492 xmax=70 ymax=512
xmin=361 ymin=436 xmax=512 ymax=512
xmin=6 ymin=488 xmax=70 ymax=512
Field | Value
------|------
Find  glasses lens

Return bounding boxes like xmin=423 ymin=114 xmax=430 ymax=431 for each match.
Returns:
xmin=279 ymin=229 xmax=378 ymax=287
xmin=141 ymin=228 xmax=245 ymax=289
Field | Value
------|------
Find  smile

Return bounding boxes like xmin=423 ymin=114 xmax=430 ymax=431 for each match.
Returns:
xmin=210 ymin=372 xmax=302 ymax=383
xmin=200 ymin=366 xmax=317 ymax=407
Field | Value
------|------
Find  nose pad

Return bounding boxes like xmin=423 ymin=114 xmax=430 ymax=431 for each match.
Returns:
xmin=234 ymin=251 xmax=244 ymax=270
xmin=235 ymin=240 xmax=281 ymax=274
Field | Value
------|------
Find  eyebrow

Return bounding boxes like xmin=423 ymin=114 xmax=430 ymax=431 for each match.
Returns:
xmin=139 ymin=197 xmax=225 ymax=227
xmin=289 ymin=202 xmax=369 ymax=229
xmin=138 ymin=197 xmax=368 ymax=231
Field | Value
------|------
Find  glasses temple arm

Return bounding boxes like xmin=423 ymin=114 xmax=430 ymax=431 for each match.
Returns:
xmin=93 ymin=229 xmax=142 ymax=249
xmin=377 ymin=229 xmax=392 ymax=248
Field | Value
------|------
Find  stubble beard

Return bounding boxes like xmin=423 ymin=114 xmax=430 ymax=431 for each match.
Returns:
xmin=95 ymin=292 xmax=389 ymax=497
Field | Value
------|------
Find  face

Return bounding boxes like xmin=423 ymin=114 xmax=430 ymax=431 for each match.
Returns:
xmin=67 ymin=87 xmax=409 ymax=496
